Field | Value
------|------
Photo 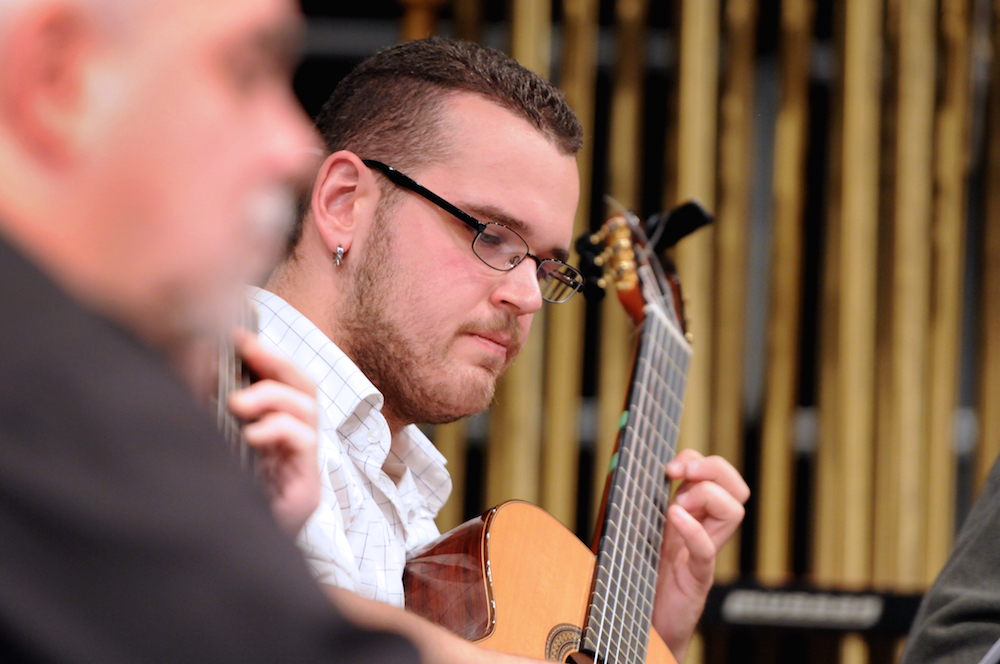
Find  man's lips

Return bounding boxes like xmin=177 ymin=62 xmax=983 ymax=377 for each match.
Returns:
xmin=467 ymin=331 xmax=512 ymax=355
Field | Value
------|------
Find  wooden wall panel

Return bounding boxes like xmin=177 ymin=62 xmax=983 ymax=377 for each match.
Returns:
xmin=977 ymin=0 xmax=1000 ymax=495
xmin=713 ymin=0 xmax=758 ymax=583
xmin=593 ymin=0 xmax=648 ymax=517
xmin=757 ymin=0 xmax=813 ymax=587
xmin=399 ymin=0 xmax=446 ymax=41
xmin=925 ymin=0 xmax=972 ymax=584
xmin=673 ymin=0 xmax=719 ymax=460
xmin=543 ymin=0 xmax=599 ymax=529
xmin=814 ymin=0 xmax=846 ymax=588
xmin=831 ymin=0 xmax=883 ymax=592
xmin=874 ymin=0 xmax=936 ymax=593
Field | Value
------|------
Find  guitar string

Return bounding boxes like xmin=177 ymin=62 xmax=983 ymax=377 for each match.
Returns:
xmin=586 ymin=295 xmax=691 ymax=663
xmin=597 ymin=313 xmax=681 ymax=663
xmin=618 ymin=316 xmax=672 ymax=663
xmin=594 ymin=317 xmax=653 ymax=662
xmin=595 ymin=331 xmax=649 ymax=663
xmin=592 ymin=328 xmax=651 ymax=662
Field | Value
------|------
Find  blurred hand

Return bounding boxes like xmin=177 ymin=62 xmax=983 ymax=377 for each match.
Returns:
xmin=228 ymin=329 xmax=321 ymax=535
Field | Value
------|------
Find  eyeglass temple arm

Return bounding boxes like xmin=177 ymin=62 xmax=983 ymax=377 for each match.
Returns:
xmin=362 ymin=160 xmax=486 ymax=234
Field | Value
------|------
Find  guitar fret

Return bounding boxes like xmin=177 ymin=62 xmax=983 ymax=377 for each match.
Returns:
xmin=584 ymin=304 xmax=692 ymax=663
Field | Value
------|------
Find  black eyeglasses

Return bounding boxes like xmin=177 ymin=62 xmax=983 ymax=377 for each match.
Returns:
xmin=363 ymin=159 xmax=583 ymax=304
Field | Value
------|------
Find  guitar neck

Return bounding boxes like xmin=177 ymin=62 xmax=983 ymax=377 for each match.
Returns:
xmin=583 ymin=303 xmax=691 ymax=664
xmin=215 ymin=298 xmax=259 ymax=472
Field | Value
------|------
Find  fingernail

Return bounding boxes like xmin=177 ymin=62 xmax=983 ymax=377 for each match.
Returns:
xmin=688 ymin=460 xmax=702 ymax=474
xmin=675 ymin=491 xmax=689 ymax=507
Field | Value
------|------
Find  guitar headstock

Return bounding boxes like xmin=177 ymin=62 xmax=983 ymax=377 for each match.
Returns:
xmin=575 ymin=200 xmax=713 ymax=338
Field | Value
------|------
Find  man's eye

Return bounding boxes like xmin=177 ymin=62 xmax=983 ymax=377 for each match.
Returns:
xmin=478 ymin=231 xmax=502 ymax=247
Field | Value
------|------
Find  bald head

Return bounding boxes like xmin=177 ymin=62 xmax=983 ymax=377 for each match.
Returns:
xmin=0 ymin=0 xmax=316 ymax=356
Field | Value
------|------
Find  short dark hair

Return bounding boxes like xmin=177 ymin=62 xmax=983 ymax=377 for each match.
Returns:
xmin=287 ymin=37 xmax=583 ymax=252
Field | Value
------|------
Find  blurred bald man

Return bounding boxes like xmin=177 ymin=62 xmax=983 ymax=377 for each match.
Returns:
xmin=0 ymin=1 xmax=417 ymax=662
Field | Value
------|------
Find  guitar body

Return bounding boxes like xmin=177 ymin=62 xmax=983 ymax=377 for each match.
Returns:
xmin=404 ymin=501 xmax=676 ymax=664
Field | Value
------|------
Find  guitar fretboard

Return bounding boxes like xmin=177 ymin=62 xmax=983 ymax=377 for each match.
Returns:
xmin=215 ymin=298 xmax=258 ymax=473
xmin=581 ymin=301 xmax=691 ymax=664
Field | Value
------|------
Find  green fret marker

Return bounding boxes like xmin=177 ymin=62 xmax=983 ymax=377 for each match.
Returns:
xmin=608 ymin=452 xmax=619 ymax=472
xmin=618 ymin=410 xmax=629 ymax=430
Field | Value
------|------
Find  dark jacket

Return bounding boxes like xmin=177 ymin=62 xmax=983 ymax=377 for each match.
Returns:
xmin=0 ymin=234 xmax=417 ymax=663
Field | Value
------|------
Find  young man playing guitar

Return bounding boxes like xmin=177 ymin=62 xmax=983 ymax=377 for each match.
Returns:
xmin=257 ymin=37 xmax=750 ymax=663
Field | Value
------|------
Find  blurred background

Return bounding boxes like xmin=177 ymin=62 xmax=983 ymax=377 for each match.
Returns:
xmin=295 ymin=1 xmax=996 ymax=662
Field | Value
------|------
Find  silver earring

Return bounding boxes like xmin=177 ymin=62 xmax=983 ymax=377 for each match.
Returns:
xmin=334 ymin=244 xmax=344 ymax=267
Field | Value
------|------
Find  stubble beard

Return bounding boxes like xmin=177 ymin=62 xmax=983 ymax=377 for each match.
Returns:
xmin=337 ymin=210 xmax=513 ymax=427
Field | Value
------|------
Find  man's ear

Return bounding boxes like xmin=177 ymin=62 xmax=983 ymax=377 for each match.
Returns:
xmin=0 ymin=4 xmax=97 ymax=166
xmin=309 ymin=151 xmax=381 ymax=257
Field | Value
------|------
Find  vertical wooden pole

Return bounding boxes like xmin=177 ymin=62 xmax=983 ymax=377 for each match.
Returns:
xmin=673 ymin=0 xmax=720 ymax=460
xmin=510 ymin=0 xmax=552 ymax=76
xmin=399 ymin=0 xmax=447 ymax=41
xmin=876 ymin=0 xmax=935 ymax=593
xmin=542 ymin=0 xmax=599 ymax=529
xmin=453 ymin=0 xmax=484 ymax=43
xmin=924 ymin=0 xmax=972 ymax=584
xmin=872 ymin=0 xmax=899 ymax=598
xmin=814 ymin=0 xmax=845 ymax=588
xmin=757 ymin=0 xmax=813 ymax=587
xmin=819 ymin=0 xmax=884 ymax=660
xmin=672 ymin=14 xmax=718 ymax=664
xmin=593 ymin=0 xmax=648 ymax=517
xmin=836 ymin=0 xmax=882 ymax=593
xmin=485 ymin=0 xmax=552 ymax=508
xmin=713 ymin=0 xmax=758 ymax=583
xmin=667 ymin=3 xmax=717 ymax=661
xmin=977 ymin=0 xmax=1000 ymax=495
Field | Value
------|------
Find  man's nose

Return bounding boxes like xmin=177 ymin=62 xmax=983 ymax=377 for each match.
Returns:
xmin=492 ymin=257 xmax=544 ymax=314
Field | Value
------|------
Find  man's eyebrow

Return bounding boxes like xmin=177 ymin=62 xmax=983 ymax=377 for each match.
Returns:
xmin=463 ymin=203 xmax=571 ymax=263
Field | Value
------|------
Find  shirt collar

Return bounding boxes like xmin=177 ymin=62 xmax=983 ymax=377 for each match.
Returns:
xmin=249 ymin=287 xmax=450 ymax=512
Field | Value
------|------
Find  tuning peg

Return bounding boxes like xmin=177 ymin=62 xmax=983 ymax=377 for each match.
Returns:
xmin=646 ymin=200 xmax=714 ymax=254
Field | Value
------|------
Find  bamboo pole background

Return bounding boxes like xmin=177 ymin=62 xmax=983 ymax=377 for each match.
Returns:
xmin=542 ymin=0 xmax=599 ymax=529
xmin=757 ymin=0 xmax=813 ymax=587
xmin=814 ymin=0 xmax=846 ymax=589
xmin=484 ymin=0 xmax=551 ymax=508
xmin=399 ymin=0 xmax=446 ymax=41
xmin=924 ymin=0 xmax=972 ymax=584
xmin=832 ymin=0 xmax=882 ymax=593
xmin=712 ymin=0 xmax=758 ymax=583
xmin=873 ymin=0 xmax=935 ymax=593
xmin=672 ymin=4 xmax=719 ymax=661
xmin=593 ymin=0 xmax=647 ymax=519
xmin=673 ymin=0 xmax=719 ymax=462
xmin=452 ymin=0 xmax=483 ymax=43
xmin=978 ymin=0 xmax=1000 ymax=495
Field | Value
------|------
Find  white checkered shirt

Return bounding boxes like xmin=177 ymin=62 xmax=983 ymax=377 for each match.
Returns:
xmin=250 ymin=288 xmax=453 ymax=608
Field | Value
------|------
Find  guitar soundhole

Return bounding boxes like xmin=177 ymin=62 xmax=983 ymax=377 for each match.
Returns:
xmin=545 ymin=623 xmax=583 ymax=662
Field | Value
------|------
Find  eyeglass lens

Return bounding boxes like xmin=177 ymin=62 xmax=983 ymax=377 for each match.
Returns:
xmin=472 ymin=222 xmax=582 ymax=303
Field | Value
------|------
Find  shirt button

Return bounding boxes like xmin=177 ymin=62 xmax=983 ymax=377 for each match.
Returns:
xmin=367 ymin=430 xmax=379 ymax=443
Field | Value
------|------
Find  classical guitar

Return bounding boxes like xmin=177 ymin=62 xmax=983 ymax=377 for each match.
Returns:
xmin=212 ymin=298 xmax=259 ymax=473
xmin=404 ymin=202 xmax=711 ymax=664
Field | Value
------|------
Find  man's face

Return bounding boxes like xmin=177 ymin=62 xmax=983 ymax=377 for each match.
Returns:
xmin=338 ymin=94 xmax=579 ymax=426
xmin=81 ymin=0 xmax=315 ymax=347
